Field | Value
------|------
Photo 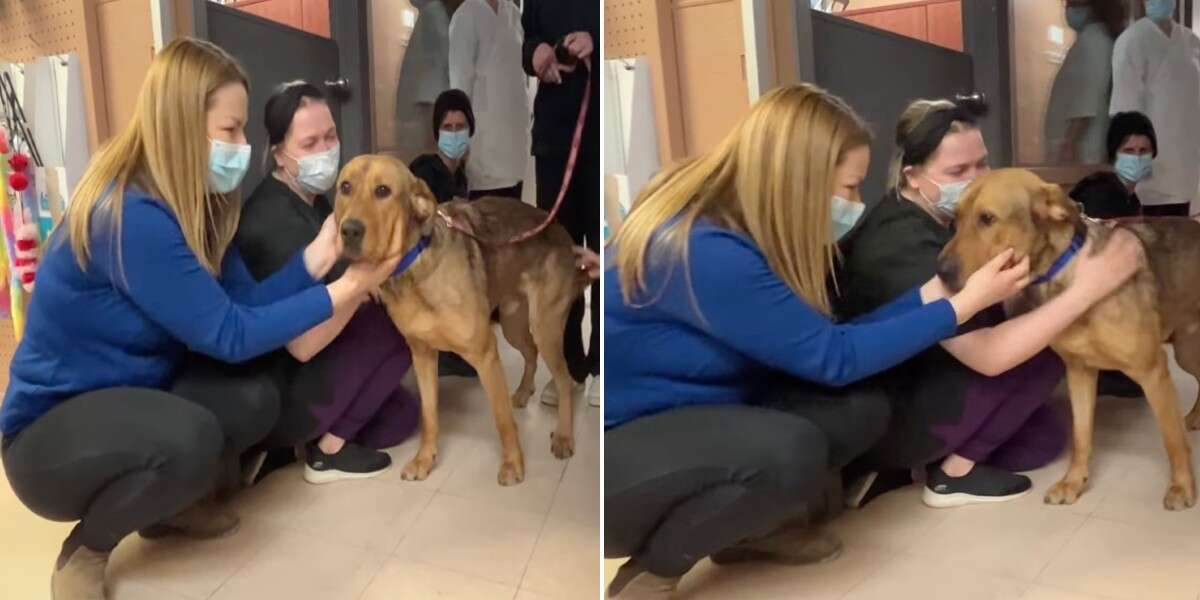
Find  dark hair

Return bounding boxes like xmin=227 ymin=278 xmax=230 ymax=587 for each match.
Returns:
xmin=262 ymin=80 xmax=328 ymax=172
xmin=1083 ymin=0 xmax=1128 ymax=39
xmin=431 ymin=89 xmax=476 ymax=138
xmin=1106 ymin=111 xmax=1158 ymax=162
xmin=889 ymin=97 xmax=988 ymax=191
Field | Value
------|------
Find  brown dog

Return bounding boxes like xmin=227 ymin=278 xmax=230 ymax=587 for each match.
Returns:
xmin=334 ymin=155 xmax=591 ymax=486
xmin=937 ymin=168 xmax=1200 ymax=510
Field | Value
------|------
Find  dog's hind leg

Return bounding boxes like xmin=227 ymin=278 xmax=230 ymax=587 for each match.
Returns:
xmin=465 ymin=329 xmax=526 ymax=486
xmin=499 ymin=297 xmax=538 ymax=409
xmin=1170 ymin=327 xmax=1200 ymax=431
xmin=1131 ymin=356 xmax=1196 ymax=510
xmin=529 ymin=290 xmax=575 ymax=460
xmin=1046 ymin=362 xmax=1099 ymax=506
xmin=402 ymin=338 xmax=441 ymax=482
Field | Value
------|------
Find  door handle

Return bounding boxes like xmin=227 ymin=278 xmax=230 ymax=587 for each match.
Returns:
xmin=955 ymin=92 xmax=986 ymax=107
xmin=324 ymin=78 xmax=351 ymax=99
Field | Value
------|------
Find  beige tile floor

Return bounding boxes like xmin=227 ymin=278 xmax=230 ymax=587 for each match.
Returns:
xmin=0 ymin=325 xmax=601 ymax=600
xmin=605 ymin=351 xmax=1200 ymax=600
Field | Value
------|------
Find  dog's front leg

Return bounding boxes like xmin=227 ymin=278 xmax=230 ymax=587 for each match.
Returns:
xmin=467 ymin=335 xmax=525 ymax=486
xmin=1046 ymin=362 xmax=1098 ymax=506
xmin=1135 ymin=360 xmax=1196 ymax=511
xmin=402 ymin=339 xmax=440 ymax=482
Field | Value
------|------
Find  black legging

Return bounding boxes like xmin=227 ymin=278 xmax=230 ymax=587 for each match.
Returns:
xmin=1142 ymin=202 xmax=1190 ymax=216
xmin=1 ymin=355 xmax=278 ymax=553
xmin=537 ymin=147 xmax=600 ymax=381
xmin=604 ymin=381 xmax=889 ymax=577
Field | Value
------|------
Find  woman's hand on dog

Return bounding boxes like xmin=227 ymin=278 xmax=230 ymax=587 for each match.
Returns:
xmin=304 ymin=215 xmax=341 ymax=280
xmin=574 ymin=246 xmax=600 ymax=279
xmin=327 ymin=253 xmax=403 ymax=311
xmin=1070 ymin=229 xmax=1145 ymax=302
xmin=948 ymin=248 xmax=1031 ymax=324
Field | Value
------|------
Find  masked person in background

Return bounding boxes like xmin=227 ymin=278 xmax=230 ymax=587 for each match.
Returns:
xmin=237 ymin=81 xmax=420 ymax=486
xmin=835 ymin=98 xmax=1144 ymax=510
xmin=1109 ymin=0 xmax=1200 ymax=216
xmin=1045 ymin=0 xmax=1126 ymax=164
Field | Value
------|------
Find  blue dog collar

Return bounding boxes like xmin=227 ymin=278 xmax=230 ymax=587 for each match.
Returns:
xmin=1031 ymin=232 xmax=1085 ymax=285
xmin=392 ymin=235 xmax=431 ymax=276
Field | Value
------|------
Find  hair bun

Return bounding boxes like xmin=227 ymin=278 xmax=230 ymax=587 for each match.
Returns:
xmin=954 ymin=94 xmax=989 ymax=119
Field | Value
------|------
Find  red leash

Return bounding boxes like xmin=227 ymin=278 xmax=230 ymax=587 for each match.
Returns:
xmin=440 ymin=59 xmax=592 ymax=245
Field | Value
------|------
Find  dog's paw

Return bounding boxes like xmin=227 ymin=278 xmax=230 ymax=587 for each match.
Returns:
xmin=511 ymin=387 xmax=533 ymax=409
xmin=498 ymin=458 xmax=525 ymax=486
xmin=551 ymin=431 xmax=575 ymax=460
xmin=1044 ymin=479 xmax=1084 ymax=505
xmin=401 ymin=454 xmax=436 ymax=481
xmin=1163 ymin=483 xmax=1196 ymax=511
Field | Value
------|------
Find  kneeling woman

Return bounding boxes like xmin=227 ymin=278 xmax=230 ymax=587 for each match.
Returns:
xmin=837 ymin=98 xmax=1144 ymax=508
xmin=236 ymin=81 xmax=420 ymax=484
xmin=0 ymin=40 xmax=398 ymax=599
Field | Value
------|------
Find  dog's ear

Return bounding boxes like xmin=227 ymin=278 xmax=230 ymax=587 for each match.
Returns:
xmin=1031 ymin=183 xmax=1078 ymax=223
xmin=411 ymin=178 xmax=437 ymax=236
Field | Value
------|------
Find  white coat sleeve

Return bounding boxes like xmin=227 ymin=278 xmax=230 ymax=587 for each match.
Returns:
xmin=1110 ymin=33 xmax=1145 ymax=115
xmin=448 ymin=6 xmax=476 ymax=98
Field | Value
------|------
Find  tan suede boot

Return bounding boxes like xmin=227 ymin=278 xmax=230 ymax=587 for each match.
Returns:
xmin=607 ymin=560 xmax=681 ymax=599
xmin=51 ymin=546 xmax=109 ymax=600
xmin=139 ymin=501 xmax=240 ymax=540
xmin=710 ymin=525 xmax=842 ymax=565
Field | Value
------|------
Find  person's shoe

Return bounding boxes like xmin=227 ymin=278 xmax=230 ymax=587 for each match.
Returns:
xmin=438 ymin=352 xmax=477 ymax=378
xmin=139 ymin=502 xmax=240 ymax=540
xmin=303 ymin=441 xmax=392 ymax=484
xmin=710 ymin=525 xmax=842 ymax=565
xmin=245 ymin=446 xmax=298 ymax=487
xmin=540 ymin=378 xmax=587 ymax=407
xmin=844 ymin=468 xmax=914 ymax=509
xmin=607 ymin=559 xmax=680 ymax=599
xmin=1098 ymin=370 xmax=1143 ymax=398
xmin=51 ymin=546 xmax=109 ymax=600
xmin=922 ymin=463 xmax=1032 ymax=508
xmin=586 ymin=374 xmax=602 ymax=407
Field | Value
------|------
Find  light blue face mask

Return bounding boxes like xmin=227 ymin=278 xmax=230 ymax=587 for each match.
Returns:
xmin=1065 ymin=6 xmax=1091 ymax=30
xmin=1145 ymin=0 xmax=1175 ymax=21
xmin=286 ymin=144 xmax=340 ymax=194
xmin=831 ymin=195 xmax=865 ymax=241
xmin=1115 ymin=152 xmax=1154 ymax=183
xmin=438 ymin=129 xmax=470 ymax=160
xmin=924 ymin=176 xmax=971 ymax=219
xmin=208 ymin=138 xmax=252 ymax=194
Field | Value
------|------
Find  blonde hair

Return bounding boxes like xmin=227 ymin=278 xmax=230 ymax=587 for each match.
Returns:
xmin=64 ymin=37 xmax=249 ymax=276
xmin=612 ymin=83 xmax=871 ymax=316
xmin=888 ymin=99 xmax=977 ymax=193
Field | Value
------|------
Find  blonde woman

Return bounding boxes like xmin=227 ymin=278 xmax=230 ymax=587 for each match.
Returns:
xmin=835 ymin=99 xmax=1143 ymax=510
xmin=0 ymin=39 xmax=397 ymax=599
xmin=603 ymin=84 xmax=1034 ymax=597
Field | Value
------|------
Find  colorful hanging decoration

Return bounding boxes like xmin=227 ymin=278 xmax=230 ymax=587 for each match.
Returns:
xmin=1 ymin=68 xmax=47 ymax=340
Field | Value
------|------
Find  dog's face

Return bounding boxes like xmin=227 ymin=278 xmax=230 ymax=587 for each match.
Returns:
xmin=333 ymin=154 xmax=437 ymax=261
xmin=937 ymin=168 xmax=1079 ymax=291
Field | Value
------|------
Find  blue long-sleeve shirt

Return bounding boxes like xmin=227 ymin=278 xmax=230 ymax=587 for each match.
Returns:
xmin=604 ymin=222 xmax=959 ymax=428
xmin=0 ymin=191 xmax=334 ymax=436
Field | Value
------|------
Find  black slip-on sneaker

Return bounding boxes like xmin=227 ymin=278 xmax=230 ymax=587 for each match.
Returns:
xmin=304 ymin=441 xmax=392 ymax=484
xmin=922 ymin=463 xmax=1032 ymax=508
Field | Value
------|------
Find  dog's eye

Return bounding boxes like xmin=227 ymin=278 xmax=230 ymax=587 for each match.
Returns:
xmin=374 ymin=185 xmax=391 ymax=200
xmin=978 ymin=212 xmax=995 ymax=227
xmin=339 ymin=181 xmax=352 ymax=195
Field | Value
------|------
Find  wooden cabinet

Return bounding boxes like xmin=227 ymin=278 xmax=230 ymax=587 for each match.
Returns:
xmin=672 ymin=0 xmax=749 ymax=156
xmin=228 ymin=0 xmax=331 ymax=38
xmin=840 ymin=0 xmax=962 ymax=52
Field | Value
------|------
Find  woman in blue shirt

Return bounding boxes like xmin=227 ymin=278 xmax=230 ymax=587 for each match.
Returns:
xmin=0 ymin=39 xmax=398 ymax=599
xmin=603 ymin=84 xmax=1142 ymax=598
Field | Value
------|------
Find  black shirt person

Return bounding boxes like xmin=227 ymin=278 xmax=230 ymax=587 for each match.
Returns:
xmin=409 ymin=89 xmax=473 ymax=204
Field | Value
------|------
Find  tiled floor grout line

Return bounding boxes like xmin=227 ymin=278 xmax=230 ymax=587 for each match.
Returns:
xmin=512 ymin=453 xmax=575 ymax=597
xmin=1029 ymin=511 xmax=1092 ymax=585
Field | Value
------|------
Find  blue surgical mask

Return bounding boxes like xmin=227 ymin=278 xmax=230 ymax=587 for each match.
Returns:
xmin=438 ymin=129 xmax=470 ymax=160
xmin=1115 ymin=152 xmax=1154 ymax=183
xmin=924 ymin=176 xmax=971 ymax=219
xmin=831 ymin=195 xmax=864 ymax=241
xmin=1065 ymin=6 xmax=1091 ymax=30
xmin=208 ymin=138 xmax=251 ymax=194
xmin=1145 ymin=0 xmax=1175 ymax=21
xmin=286 ymin=144 xmax=340 ymax=194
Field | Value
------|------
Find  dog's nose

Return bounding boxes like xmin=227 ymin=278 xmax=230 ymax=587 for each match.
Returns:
xmin=936 ymin=257 xmax=960 ymax=289
xmin=340 ymin=219 xmax=365 ymax=244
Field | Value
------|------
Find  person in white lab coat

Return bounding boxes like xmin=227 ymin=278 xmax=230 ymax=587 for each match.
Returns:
xmin=394 ymin=0 xmax=460 ymax=156
xmin=449 ymin=0 xmax=531 ymax=200
xmin=1109 ymin=0 xmax=1200 ymax=216
xmin=1045 ymin=0 xmax=1126 ymax=164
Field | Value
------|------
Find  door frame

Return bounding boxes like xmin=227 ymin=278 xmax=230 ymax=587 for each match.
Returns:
xmin=189 ymin=0 xmax=373 ymax=157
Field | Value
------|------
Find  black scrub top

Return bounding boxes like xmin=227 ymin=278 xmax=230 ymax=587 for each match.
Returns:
xmin=409 ymin=153 xmax=468 ymax=204
xmin=236 ymin=174 xmax=337 ymax=282
xmin=1069 ymin=171 xmax=1142 ymax=219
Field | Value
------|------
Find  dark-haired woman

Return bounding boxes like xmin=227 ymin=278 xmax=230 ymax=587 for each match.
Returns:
xmin=1045 ymin=0 xmax=1126 ymax=164
xmin=836 ymin=98 xmax=1143 ymax=509
xmin=410 ymin=89 xmax=474 ymax=204
xmin=1066 ymin=110 xmax=1159 ymax=397
xmin=236 ymin=81 xmax=420 ymax=484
